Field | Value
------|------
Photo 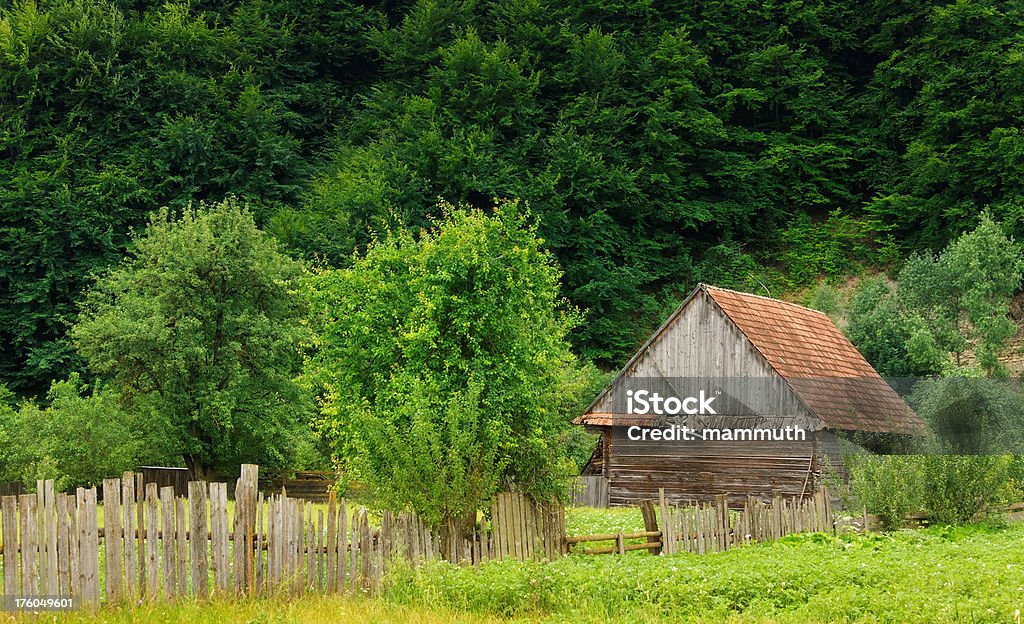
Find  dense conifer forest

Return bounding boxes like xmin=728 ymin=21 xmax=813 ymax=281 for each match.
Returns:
xmin=3 ymin=0 xmax=1023 ymax=395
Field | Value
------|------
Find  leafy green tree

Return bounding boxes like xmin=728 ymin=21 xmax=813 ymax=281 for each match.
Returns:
xmin=847 ymin=214 xmax=1023 ymax=377
xmin=898 ymin=212 xmax=1024 ymax=375
xmin=71 ymin=200 xmax=313 ymax=479
xmin=845 ymin=276 xmax=944 ymax=377
xmin=304 ymin=200 xmax=592 ymax=534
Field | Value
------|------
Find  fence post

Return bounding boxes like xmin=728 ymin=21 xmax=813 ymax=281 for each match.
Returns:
xmin=639 ymin=499 xmax=661 ymax=555
xmin=188 ymin=481 xmax=209 ymax=599
xmin=232 ymin=464 xmax=258 ymax=594
xmin=77 ymin=487 xmax=100 ymax=607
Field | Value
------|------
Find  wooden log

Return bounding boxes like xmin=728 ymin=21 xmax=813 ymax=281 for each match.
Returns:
xmin=77 ymin=488 xmax=100 ymax=606
xmin=578 ymin=541 xmax=663 ymax=555
xmin=566 ymin=530 xmax=662 ymax=544
xmin=188 ymin=482 xmax=208 ymax=598
xmin=640 ymin=499 xmax=661 ymax=555
xmin=145 ymin=484 xmax=159 ymax=599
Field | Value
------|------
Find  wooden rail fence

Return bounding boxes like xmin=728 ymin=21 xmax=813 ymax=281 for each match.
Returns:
xmin=567 ymin=488 xmax=834 ymax=556
xmin=657 ymin=488 xmax=833 ymax=555
xmin=0 ymin=467 xmax=567 ymax=606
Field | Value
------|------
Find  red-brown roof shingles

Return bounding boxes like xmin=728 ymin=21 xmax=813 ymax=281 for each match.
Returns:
xmin=705 ymin=286 xmax=922 ymax=434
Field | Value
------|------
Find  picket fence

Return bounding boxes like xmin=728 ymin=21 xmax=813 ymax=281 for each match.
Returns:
xmin=0 ymin=466 xmax=567 ymax=607
xmin=567 ymin=488 xmax=834 ymax=555
xmin=658 ymin=488 xmax=833 ymax=555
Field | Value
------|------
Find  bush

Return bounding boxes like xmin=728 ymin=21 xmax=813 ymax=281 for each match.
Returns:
xmin=848 ymin=452 xmax=1019 ymax=528
xmin=2 ymin=374 xmax=178 ymax=492
xmin=846 ymin=455 xmax=924 ymax=529
xmin=918 ymin=455 xmax=1017 ymax=525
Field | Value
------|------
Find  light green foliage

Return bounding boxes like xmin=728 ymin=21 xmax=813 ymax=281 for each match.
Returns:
xmin=71 ymin=200 xmax=314 ymax=478
xmin=846 ymin=214 xmax=1024 ymax=377
xmin=804 ymin=282 xmax=844 ymax=319
xmin=844 ymin=276 xmax=941 ymax=377
xmin=776 ymin=211 xmax=897 ymax=287
xmin=305 ymin=201 xmax=593 ymax=529
xmin=845 ymin=456 xmax=925 ymax=529
xmin=897 ymin=213 xmax=1024 ymax=375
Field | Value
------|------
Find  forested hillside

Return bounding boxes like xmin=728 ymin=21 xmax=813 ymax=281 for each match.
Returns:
xmin=3 ymin=0 xmax=1023 ymax=395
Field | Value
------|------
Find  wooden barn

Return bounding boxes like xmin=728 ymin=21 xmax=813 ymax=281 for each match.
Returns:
xmin=574 ymin=283 xmax=922 ymax=507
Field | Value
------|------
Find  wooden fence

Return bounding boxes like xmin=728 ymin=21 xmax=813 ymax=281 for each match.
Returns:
xmin=260 ymin=470 xmax=334 ymax=502
xmin=570 ymin=476 xmax=609 ymax=508
xmin=0 ymin=467 xmax=569 ymax=606
xmin=567 ymin=488 xmax=834 ymax=556
xmin=658 ymin=489 xmax=833 ymax=555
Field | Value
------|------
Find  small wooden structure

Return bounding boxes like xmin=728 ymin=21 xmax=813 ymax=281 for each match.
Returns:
xmin=260 ymin=470 xmax=334 ymax=502
xmin=137 ymin=466 xmax=189 ymax=497
xmin=574 ymin=284 xmax=923 ymax=507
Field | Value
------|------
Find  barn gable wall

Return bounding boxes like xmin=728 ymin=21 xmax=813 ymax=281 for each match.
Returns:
xmin=588 ymin=289 xmax=819 ymax=426
xmin=584 ymin=289 xmax=834 ymax=505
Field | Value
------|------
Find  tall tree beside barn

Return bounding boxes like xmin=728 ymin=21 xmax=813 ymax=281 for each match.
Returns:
xmin=72 ymin=200 xmax=314 ymax=479
xmin=304 ymin=200 xmax=592 ymax=534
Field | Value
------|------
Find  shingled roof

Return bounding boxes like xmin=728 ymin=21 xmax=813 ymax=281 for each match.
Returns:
xmin=576 ymin=284 xmax=923 ymax=435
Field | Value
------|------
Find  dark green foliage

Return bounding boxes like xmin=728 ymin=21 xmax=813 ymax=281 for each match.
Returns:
xmin=0 ymin=0 xmax=381 ymax=394
xmin=4 ymin=0 xmax=1024 ymax=393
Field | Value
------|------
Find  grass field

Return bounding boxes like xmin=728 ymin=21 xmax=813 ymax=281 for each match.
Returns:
xmin=25 ymin=517 xmax=1024 ymax=623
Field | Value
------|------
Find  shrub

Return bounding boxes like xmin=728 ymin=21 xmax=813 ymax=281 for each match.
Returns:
xmin=846 ymin=455 xmax=924 ymax=529
xmin=918 ymin=455 xmax=1017 ymax=525
xmin=13 ymin=374 xmax=177 ymax=491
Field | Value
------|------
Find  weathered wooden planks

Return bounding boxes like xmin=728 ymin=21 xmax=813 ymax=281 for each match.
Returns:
xmin=0 ymin=466 xmax=575 ymax=606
